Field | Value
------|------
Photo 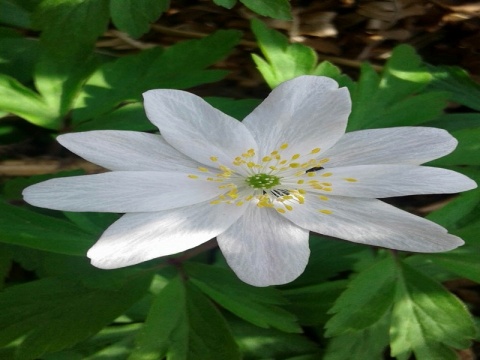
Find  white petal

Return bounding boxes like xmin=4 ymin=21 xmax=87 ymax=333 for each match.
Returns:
xmin=88 ymin=201 xmax=246 ymax=269
xmin=143 ymin=90 xmax=259 ymax=169
xmin=322 ymin=127 xmax=458 ymax=167
xmin=302 ymin=165 xmax=477 ymax=198
xmin=58 ymin=131 xmax=202 ymax=172
xmin=282 ymin=195 xmax=464 ymax=252
xmin=217 ymin=204 xmax=310 ymax=287
xmin=242 ymin=76 xmax=351 ymax=158
xmin=23 ymin=172 xmax=222 ymax=212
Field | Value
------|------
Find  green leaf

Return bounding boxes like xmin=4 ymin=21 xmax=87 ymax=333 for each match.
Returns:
xmin=0 ymin=200 xmax=94 ymax=255
xmin=426 ymin=188 xmax=480 ymax=230
xmin=33 ymin=52 xmax=100 ymax=128
xmin=0 ymin=0 xmax=33 ymax=27
xmin=213 ymin=0 xmax=236 ymax=9
xmin=347 ymin=45 xmax=446 ymax=131
xmin=240 ymin=0 xmax=291 ymax=20
xmin=325 ymin=257 xmax=396 ymax=337
xmin=73 ymin=30 xmax=242 ymax=121
xmin=185 ymin=262 xmax=301 ymax=333
xmin=0 ymin=274 xmax=152 ymax=359
xmin=390 ymin=260 xmax=476 ymax=360
xmin=427 ymin=247 xmax=480 ymax=284
xmin=251 ymin=19 xmax=317 ymax=88
xmin=0 ymin=50 xmax=100 ymax=129
xmin=427 ymin=65 xmax=480 ymax=111
xmin=205 ymin=97 xmax=261 ymax=120
xmin=74 ymin=103 xmax=155 ymax=131
xmin=290 ymin=234 xmax=362 ymax=287
xmin=74 ymin=97 xmax=260 ymax=131
xmin=0 ymin=29 xmax=40 ymax=82
xmin=323 ymin=314 xmax=390 ymax=360
xmin=313 ymin=61 xmax=355 ymax=90
xmin=429 ymin=127 xmax=480 ymax=166
xmin=283 ymin=280 xmax=347 ymax=326
xmin=0 ymin=74 xmax=57 ymax=128
xmin=424 ymin=113 xmax=480 ymax=133
xmin=130 ymin=276 xmax=241 ymax=360
xmin=0 ymin=244 xmax=12 ymax=290
xmin=229 ymin=317 xmax=319 ymax=359
xmin=110 ymin=0 xmax=169 ymax=38
xmin=32 ymin=0 xmax=109 ymax=58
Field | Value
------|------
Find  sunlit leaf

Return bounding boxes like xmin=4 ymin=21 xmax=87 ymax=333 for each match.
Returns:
xmin=73 ymin=30 xmax=241 ymax=121
xmin=251 ymin=19 xmax=317 ymax=88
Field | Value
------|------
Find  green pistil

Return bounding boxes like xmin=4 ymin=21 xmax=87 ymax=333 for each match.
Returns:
xmin=246 ymin=173 xmax=281 ymax=189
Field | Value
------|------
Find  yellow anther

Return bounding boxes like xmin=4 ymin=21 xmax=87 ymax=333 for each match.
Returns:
xmin=322 ymin=172 xmax=333 ymax=177
xmin=319 ymin=209 xmax=333 ymax=215
xmin=319 ymin=158 xmax=330 ymax=164
xmin=245 ymin=195 xmax=254 ymax=201
xmin=198 ymin=167 xmax=208 ymax=172
xmin=280 ymin=143 xmax=289 ymax=150
xmin=344 ymin=178 xmax=358 ymax=182
xmin=210 ymin=156 xmax=218 ymax=162
xmin=297 ymin=179 xmax=304 ymax=184
xmin=269 ymin=166 xmax=278 ymax=171
xmin=271 ymin=150 xmax=278 ymax=155
xmin=279 ymin=160 xmax=287 ymax=165
xmin=227 ymin=189 xmax=238 ymax=199
xmin=277 ymin=208 xmax=286 ymax=214
xmin=291 ymin=154 xmax=300 ymax=160
xmin=322 ymin=182 xmax=332 ymax=186
xmin=298 ymin=189 xmax=306 ymax=194
xmin=188 ymin=175 xmax=198 ymax=179
xmin=323 ymin=187 xmax=332 ymax=192
xmin=307 ymin=172 xmax=316 ymax=177
xmin=311 ymin=148 xmax=321 ymax=154
xmin=318 ymin=195 xmax=329 ymax=201
xmin=210 ymin=200 xmax=221 ymax=205
xmin=247 ymin=162 xmax=256 ymax=168
xmin=236 ymin=201 xmax=244 ymax=206
xmin=289 ymin=163 xmax=300 ymax=168
xmin=262 ymin=156 xmax=272 ymax=162
xmin=285 ymin=205 xmax=293 ymax=211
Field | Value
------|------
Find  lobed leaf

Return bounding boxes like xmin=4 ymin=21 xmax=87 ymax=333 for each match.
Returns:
xmin=325 ymin=257 xmax=396 ymax=337
xmin=323 ymin=314 xmax=390 ymax=360
xmin=390 ymin=260 xmax=476 ymax=360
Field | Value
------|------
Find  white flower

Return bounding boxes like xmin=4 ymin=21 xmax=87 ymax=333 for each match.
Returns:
xmin=23 ymin=76 xmax=476 ymax=286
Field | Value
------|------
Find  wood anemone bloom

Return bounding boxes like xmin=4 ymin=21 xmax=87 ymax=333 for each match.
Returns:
xmin=23 ymin=76 xmax=477 ymax=287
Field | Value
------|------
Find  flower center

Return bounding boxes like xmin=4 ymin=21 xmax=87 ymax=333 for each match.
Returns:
xmin=245 ymin=173 xmax=281 ymax=189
